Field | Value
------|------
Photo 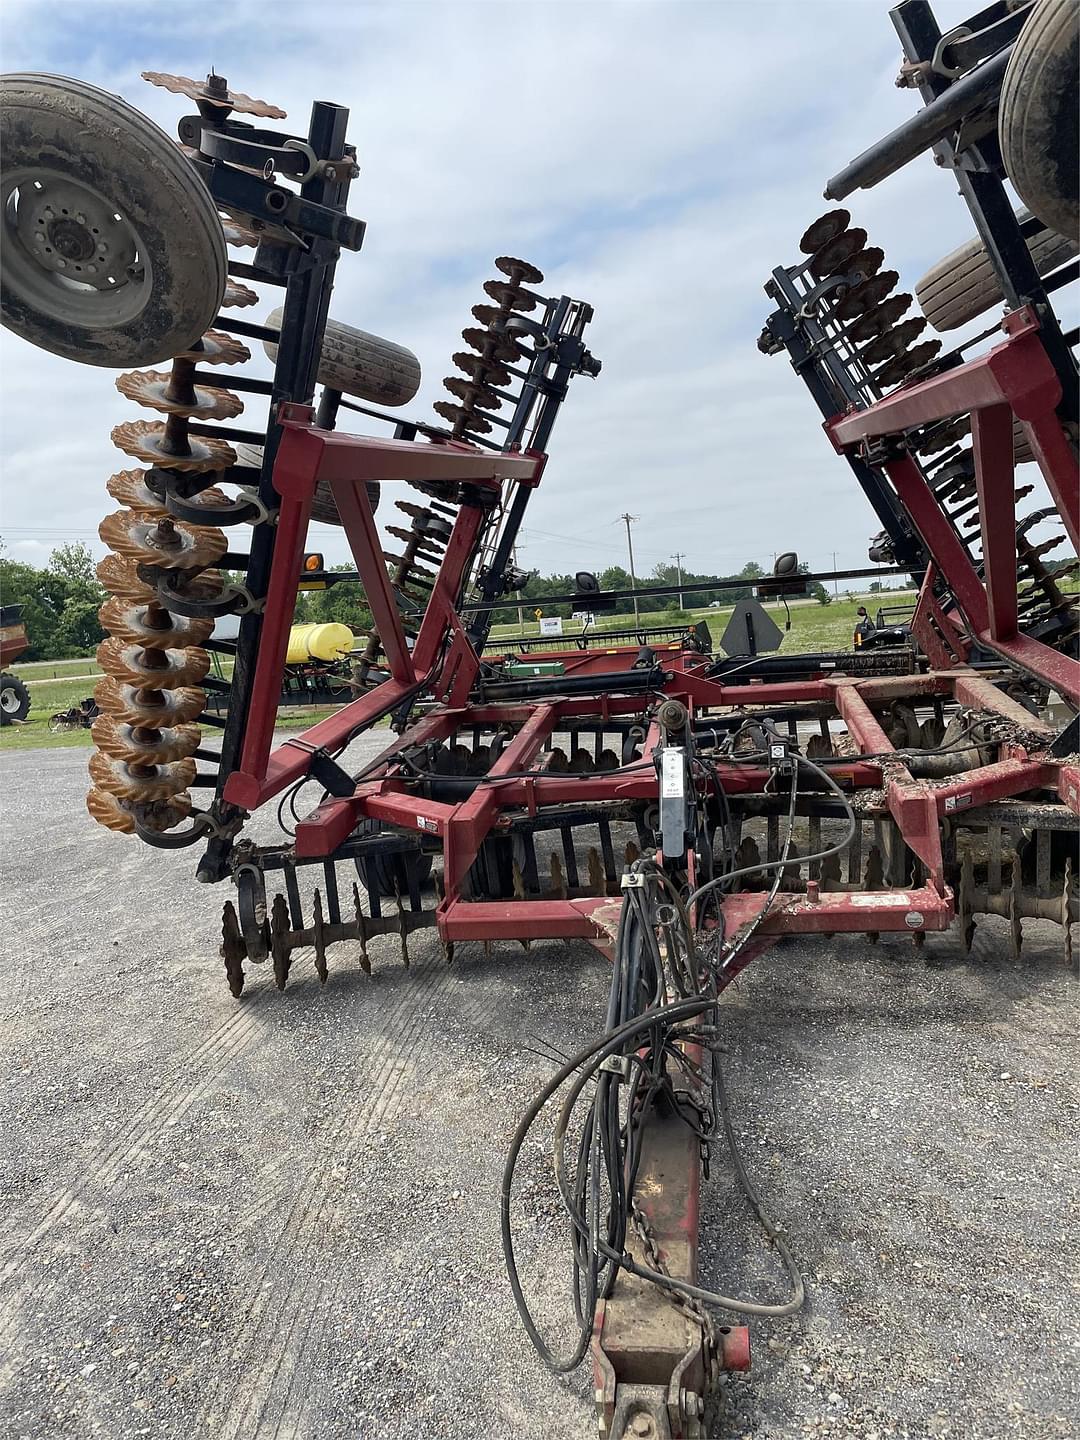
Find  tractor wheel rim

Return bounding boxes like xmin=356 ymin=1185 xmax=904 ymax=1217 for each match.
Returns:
xmin=1 ymin=685 xmax=21 ymax=712
xmin=2 ymin=169 xmax=152 ymax=328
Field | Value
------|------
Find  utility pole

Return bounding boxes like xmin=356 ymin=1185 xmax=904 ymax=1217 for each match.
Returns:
xmin=512 ymin=543 xmax=525 ymax=629
xmin=831 ymin=550 xmax=838 ymax=596
xmin=619 ymin=512 xmax=640 ymax=621
xmin=672 ymin=551 xmax=685 ymax=608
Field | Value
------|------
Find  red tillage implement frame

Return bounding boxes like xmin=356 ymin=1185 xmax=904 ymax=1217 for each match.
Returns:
xmin=8 ymin=26 xmax=1074 ymax=1439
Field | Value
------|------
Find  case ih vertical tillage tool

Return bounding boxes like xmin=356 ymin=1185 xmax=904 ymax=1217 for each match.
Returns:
xmin=1 ymin=1 xmax=1076 ymax=1434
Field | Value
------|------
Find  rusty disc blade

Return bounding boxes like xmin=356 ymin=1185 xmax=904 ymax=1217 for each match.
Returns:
xmin=799 ymin=209 xmax=851 ymax=255
xmin=872 ymin=338 xmax=941 ymax=389
xmin=452 ymin=352 xmax=512 ymax=387
xmin=809 ymin=227 xmax=868 ymax=280
xmin=91 ymin=715 xmax=202 ymax=766
xmin=432 ymin=401 xmax=493 ymax=435
xmin=220 ymin=215 xmax=261 ymax=248
xmin=482 ymin=279 xmax=538 ymax=313
xmin=470 ymin=304 xmax=503 ymax=327
xmin=461 ymin=328 xmax=525 ymax=364
xmin=842 ymin=246 xmax=885 ymax=282
xmin=97 ymin=554 xmax=156 ymax=604
xmin=94 ymin=677 xmax=207 ymax=727
xmin=142 ymin=70 xmax=286 ymax=118
xmin=106 ymin=469 xmax=167 ymax=515
xmin=99 ymin=597 xmax=215 ymax=650
xmin=86 ymin=786 xmax=138 ymax=834
xmin=86 ymin=784 xmax=191 ymax=835
xmin=116 ymin=370 xmax=244 ymax=422
xmin=111 ymin=420 xmax=237 ymax=474
xmin=222 ymin=279 xmax=259 ymax=308
xmin=443 ymin=377 xmax=502 ymax=409
xmin=89 ymin=749 xmax=197 ymax=802
xmin=858 ymin=316 xmax=927 ymax=366
xmin=100 ymin=509 xmax=227 ymax=570
xmin=495 ymin=255 xmax=544 ymax=285
xmin=846 ymin=293 xmax=913 ymax=342
xmin=832 ymin=271 xmax=899 ymax=321
xmin=174 ymin=329 xmax=252 ymax=366
xmin=97 ymin=636 xmax=211 ymax=689
xmin=915 ymin=416 xmax=971 ymax=455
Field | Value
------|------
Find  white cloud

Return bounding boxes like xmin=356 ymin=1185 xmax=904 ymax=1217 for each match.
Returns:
xmin=2 ymin=0 xmax=1055 ymax=588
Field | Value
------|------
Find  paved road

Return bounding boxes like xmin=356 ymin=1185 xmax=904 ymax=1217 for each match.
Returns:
xmin=1 ymin=744 xmax=1076 ymax=1439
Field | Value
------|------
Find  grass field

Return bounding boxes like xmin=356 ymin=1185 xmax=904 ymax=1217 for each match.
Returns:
xmin=489 ymin=591 xmax=917 ymax=654
xmin=1 ymin=591 xmax=913 ymax=753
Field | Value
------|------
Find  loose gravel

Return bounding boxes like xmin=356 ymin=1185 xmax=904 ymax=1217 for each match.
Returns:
xmin=0 ymin=743 xmax=1076 ymax=1439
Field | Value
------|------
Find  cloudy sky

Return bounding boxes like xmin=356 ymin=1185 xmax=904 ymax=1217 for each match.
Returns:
xmin=1 ymin=0 xmax=1002 ymax=582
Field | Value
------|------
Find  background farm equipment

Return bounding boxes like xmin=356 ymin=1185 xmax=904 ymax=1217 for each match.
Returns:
xmin=48 ymin=696 xmax=99 ymax=733
xmin=0 ymin=2 xmax=1076 ymax=1435
xmin=0 ymin=604 xmax=31 ymax=724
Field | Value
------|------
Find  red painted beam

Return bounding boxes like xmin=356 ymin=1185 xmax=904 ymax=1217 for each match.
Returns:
xmin=933 ymin=757 xmax=1060 ymax=815
xmin=971 ymin=404 xmax=1019 ymax=641
xmin=827 ymin=309 xmax=1060 ymax=445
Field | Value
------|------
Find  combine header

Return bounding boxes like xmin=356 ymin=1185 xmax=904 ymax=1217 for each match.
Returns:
xmin=1 ymin=1 xmax=1076 ymax=1433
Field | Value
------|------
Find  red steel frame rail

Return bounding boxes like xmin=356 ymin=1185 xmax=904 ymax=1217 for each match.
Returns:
xmin=223 ymin=404 xmax=543 ymax=811
xmin=825 ymin=308 xmax=1080 ymax=705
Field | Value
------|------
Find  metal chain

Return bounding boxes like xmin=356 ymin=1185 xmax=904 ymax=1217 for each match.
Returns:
xmin=629 ymin=1197 xmax=717 ymax=1355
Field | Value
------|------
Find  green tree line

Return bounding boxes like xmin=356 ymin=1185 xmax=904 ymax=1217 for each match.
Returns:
xmin=0 ymin=541 xmax=107 ymax=660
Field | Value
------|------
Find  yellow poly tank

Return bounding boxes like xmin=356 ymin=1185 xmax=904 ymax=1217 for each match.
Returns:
xmin=286 ymin=623 xmax=354 ymax=664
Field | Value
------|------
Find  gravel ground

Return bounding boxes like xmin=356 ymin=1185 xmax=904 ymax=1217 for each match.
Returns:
xmin=0 ymin=743 xmax=1076 ymax=1440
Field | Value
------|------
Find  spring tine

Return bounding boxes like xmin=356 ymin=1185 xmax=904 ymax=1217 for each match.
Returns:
xmin=561 ymin=826 xmax=580 ymax=889
xmin=848 ymin=820 xmax=862 ymax=886
xmin=512 ymin=861 xmax=526 ymax=901
xmin=766 ymin=813 xmax=779 ymax=865
xmin=864 ymin=846 xmax=885 ymax=891
xmin=351 ymin=882 xmax=372 ymax=975
xmin=624 ymin=840 xmax=641 ymax=866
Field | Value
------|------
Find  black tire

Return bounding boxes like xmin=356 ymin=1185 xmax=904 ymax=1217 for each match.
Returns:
xmin=263 ymin=307 xmax=422 ymax=407
xmin=0 ymin=673 xmax=30 ymax=724
xmin=0 ymin=73 xmax=226 ymax=366
xmin=915 ymin=212 xmax=1077 ymax=332
xmin=999 ymin=0 xmax=1079 ymax=240
xmin=353 ymin=819 xmax=433 ymax=898
xmin=234 ymin=441 xmax=379 ymax=527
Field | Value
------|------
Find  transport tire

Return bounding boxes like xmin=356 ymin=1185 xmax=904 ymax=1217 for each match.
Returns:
xmin=263 ymin=307 xmax=421 ymax=407
xmin=915 ymin=213 xmax=1077 ymax=332
xmin=0 ymin=673 xmax=30 ymax=724
xmin=0 ymin=73 xmax=226 ymax=365
xmin=999 ymin=0 xmax=1079 ymax=240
